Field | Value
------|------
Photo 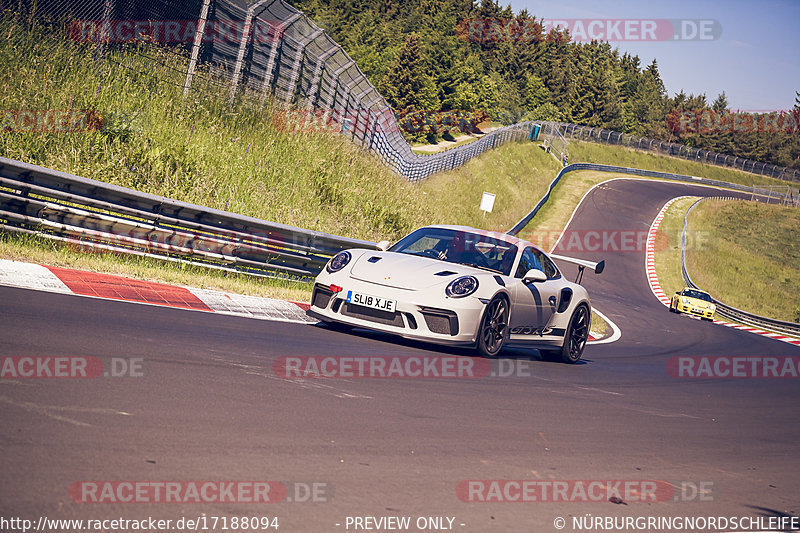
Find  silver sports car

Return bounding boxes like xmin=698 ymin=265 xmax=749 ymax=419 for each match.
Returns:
xmin=307 ymin=225 xmax=603 ymax=363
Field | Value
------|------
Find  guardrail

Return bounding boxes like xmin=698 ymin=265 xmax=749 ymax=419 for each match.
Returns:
xmin=506 ymin=162 xmax=794 ymax=236
xmin=0 ymin=157 xmax=377 ymax=281
xmin=542 ymin=121 xmax=800 ymax=183
xmin=680 ymin=198 xmax=800 ymax=337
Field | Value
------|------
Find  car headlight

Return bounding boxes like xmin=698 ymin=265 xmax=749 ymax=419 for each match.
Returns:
xmin=326 ymin=251 xmax=352 ymax=273
xmin=709 ymin=304 xmax=716 ymax=312
xmin=680 ymin=297 xmax=690 ymax=305
xmin=446 ymin=275 xmax=479 ymax=298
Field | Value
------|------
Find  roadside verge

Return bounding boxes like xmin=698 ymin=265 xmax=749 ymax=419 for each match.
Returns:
xmin=644 ymin=200 xmax=800 ymax=347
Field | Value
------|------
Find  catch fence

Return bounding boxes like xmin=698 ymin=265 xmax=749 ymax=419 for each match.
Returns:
xmin=8 ymin=1 xmax=798 ymax=183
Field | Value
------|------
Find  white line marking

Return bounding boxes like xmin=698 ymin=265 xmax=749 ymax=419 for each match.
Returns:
xmin=588 ymin=307 xmax=622 ymax=345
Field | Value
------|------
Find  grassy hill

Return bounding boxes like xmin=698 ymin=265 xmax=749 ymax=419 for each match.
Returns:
xmin=0 ymin=17 xmax=565 ymax=243
xmin=654 ymin=198 xmax=800 ymax=324
xmin=686 ymin=200 xmax=799 ymax=323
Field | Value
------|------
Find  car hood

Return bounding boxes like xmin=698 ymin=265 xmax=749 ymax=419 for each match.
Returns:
xmin=349 ymin=251 xmax=480 ymax=290
xmin=683 ymin=296 xmax=715 ymax=309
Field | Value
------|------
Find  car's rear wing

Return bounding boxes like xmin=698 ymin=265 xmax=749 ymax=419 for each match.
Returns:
xmin=550 ymin=254 xmax=605 ymax=284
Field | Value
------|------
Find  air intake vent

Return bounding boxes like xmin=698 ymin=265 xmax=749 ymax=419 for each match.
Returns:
xmin=419 ymin=307 xmax=459 ymax=336
xmin=311 ymin=284 xmax=334 ymax=309
xmin=367 ymin=256 xmax=381 ymax=263
xmin=435 ymin=270 xmax=458 ymax=276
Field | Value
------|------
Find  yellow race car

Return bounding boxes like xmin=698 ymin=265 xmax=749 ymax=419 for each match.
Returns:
xmin=669 ymin=287 xmax=716 ymax=321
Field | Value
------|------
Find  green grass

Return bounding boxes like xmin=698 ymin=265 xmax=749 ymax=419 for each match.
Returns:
xmin=0 ymin=17 xmax=431 ymax=243
xmin=685 ymin=200 xmax=800 ymax=323
xmin=418 ymin=142 xmax=561 ymax=231
xmin=0 ymin=231 xmax=313 ymax=301
xmin=568 ymin=141 xmax=796 ymax=189
xmin=653 ymin=196 xmax=703 ymax=299
xmin=0 ymin=17 xmax=563 ymax=243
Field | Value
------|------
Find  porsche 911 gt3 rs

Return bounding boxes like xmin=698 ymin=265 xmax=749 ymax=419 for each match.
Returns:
xmin=307 ymin=225 xmax=604 ymax=363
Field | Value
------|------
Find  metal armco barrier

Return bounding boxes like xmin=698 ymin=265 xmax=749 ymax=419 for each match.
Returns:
xmin=506 ymin=162 xmax=794 ymax=236
xmin=680 ymin=198 xmax=800 ymax=337
xmin=0 ymin=157 xmax=377 ymax=281
xmin=542 ymin=121 xmax=800 ymax=184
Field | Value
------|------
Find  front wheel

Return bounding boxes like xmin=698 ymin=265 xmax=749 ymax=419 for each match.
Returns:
xmin=543 ymin=304 xmax=589 ymax=364
xmin=476 ymin=296 xmax=509 ymax=358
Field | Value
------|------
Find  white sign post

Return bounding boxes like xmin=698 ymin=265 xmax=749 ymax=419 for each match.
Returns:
xmin=480 ymin=192 xmax=496 ymax=219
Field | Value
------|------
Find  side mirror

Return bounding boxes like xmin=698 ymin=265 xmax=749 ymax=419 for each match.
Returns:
xmin=522 ymin=269 xmax=547 ymax=283
xmin=376 ymin=240 xmax=391 ymax=251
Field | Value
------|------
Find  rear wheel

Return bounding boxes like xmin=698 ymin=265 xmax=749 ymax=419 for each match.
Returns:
xmin=543 ymin=304 xmax=589 ymax=364
xmin=476 ymin=296 xmax=509 ymax=358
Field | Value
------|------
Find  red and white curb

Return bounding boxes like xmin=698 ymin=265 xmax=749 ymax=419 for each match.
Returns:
xmin=0 ymin=259 xmax=614 ymax=343
xmin=645 ymin=199 xmax=800 ymax=347
xmin=0 ymin=259 xmax=314 ymax=324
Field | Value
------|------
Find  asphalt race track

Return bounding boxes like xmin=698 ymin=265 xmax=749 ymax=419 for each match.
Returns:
xmin=1 ymin=178 xmax=798 ymax=532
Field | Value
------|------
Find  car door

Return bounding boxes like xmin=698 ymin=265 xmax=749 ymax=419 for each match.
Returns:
xmin=509 ymin=247 xmax=562 ymax=335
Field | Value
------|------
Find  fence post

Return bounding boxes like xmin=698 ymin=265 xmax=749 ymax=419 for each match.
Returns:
xmin=183 ymin=0 xmax=212 ymax=97
xmin=229 ymin=1 xmax=270 ymax=104
xmin=338 ymin=86 xmax=353 ymax=134
xmin=350 ymin=87 xmax=371 ymax=143
xmin=282 ymin=26 xmax=324 ymax=106
xmin=305 ymin=47 xmax=337 ymax=110
xmin=94 ymin=0 xmax=114 ymax=62
xmin=259 ymin=13 xmax=300 ymax=111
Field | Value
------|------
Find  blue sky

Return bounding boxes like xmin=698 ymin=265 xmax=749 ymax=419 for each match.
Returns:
xmin=507 ymin=0 xmax=800 ymax=111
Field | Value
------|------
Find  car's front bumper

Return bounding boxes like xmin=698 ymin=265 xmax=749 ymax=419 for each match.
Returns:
xmin=308 ymin=281 xmax=487 ymax=346
xmin=675 ymin=302 xmax=715 ymax=319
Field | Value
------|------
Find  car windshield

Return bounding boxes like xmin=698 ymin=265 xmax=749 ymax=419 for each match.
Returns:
xmin=683 ymin=289 xmax=713 ymax=302
xmin=390 ymin=227 xmax=518 ymax=276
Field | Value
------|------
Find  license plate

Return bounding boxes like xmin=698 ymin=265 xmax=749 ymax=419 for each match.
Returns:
xmin=346 ymin=290 xmax=396 ymax=313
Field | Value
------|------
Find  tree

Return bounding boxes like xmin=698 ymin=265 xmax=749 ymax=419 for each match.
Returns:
xmin=629 ymin=73 xmax=665 ymax=136
xmin=450 ymin=82 xmax=479 ymax=110
xmin=599 ymin=65 xmax=624 ymax=131
xmin=383 ymin=33 xmax=432 ymax=112
xmin=478 ymin=0 xmax=501 ymax=19
xmin=523 ymin=73 xmax=550 ymax=111
xmin=523 ymin=102 xmax=563 ymax=121
xmin=712 ymin=91 xmax=728 ymax=112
